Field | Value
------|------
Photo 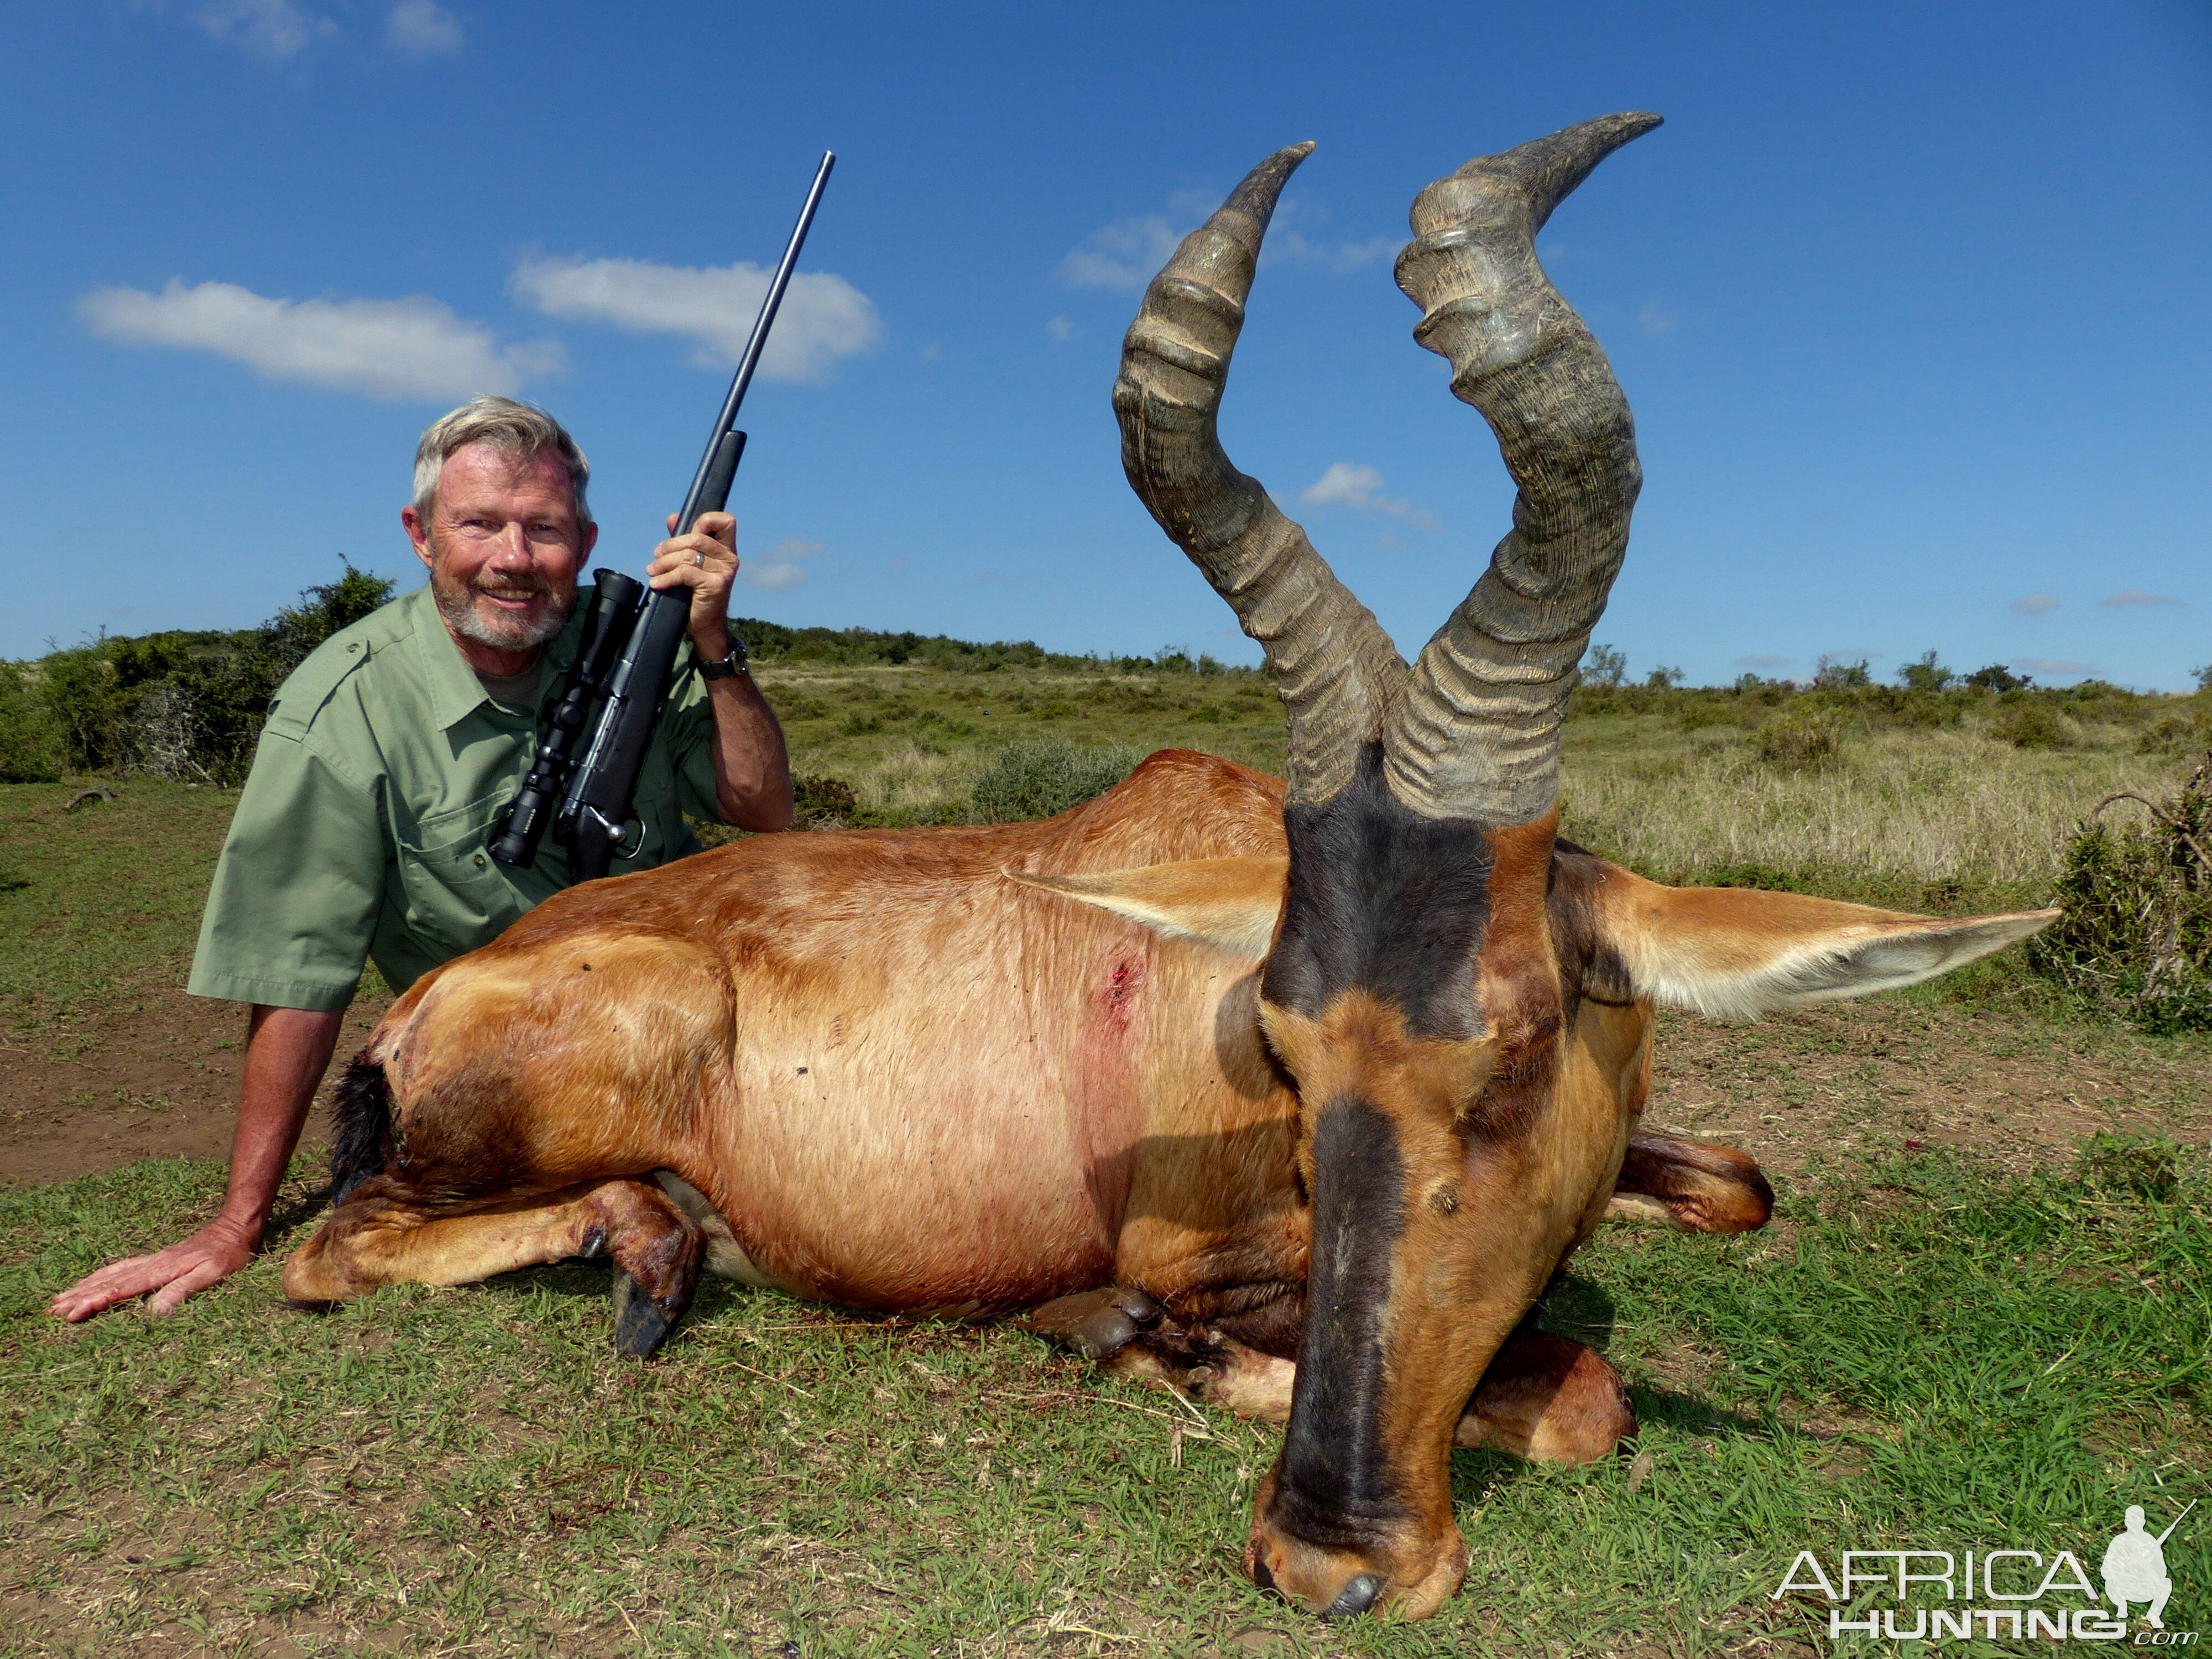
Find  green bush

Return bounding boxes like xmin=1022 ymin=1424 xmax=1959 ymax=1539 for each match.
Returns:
xmin=968 ymin=740 xmax=1143 ymax=823
xmin=2028 ymin=757 xmax=2212 ymax=1032
xmin=1998 ymin=701 xmax=2073 ymax=750
xmin=18 ymin=563 xmax=395 ymax=786
xmin=1754 ymin=707 xmax=1843 ymax=770
xmin=0 ymin=662 xmax=65 ymax=782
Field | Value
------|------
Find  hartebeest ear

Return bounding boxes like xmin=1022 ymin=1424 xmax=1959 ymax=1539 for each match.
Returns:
xmin=1588 ymin=864 xmax=2059 ymax=1021
xmin=1006 ymin=856 xmax=1288 ymax=958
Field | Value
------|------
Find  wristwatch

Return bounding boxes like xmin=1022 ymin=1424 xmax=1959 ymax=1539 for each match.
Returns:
xmin=698 ymin=637 xmax=750 ymax=680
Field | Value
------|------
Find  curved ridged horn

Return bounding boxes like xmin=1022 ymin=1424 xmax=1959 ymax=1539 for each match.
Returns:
xmin=1114 ymin=144 xmax=1407 ymax=808
xmin=1384 ymin=112 xmax=1663 ymax=824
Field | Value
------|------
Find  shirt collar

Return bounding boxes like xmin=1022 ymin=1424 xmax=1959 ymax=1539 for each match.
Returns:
xmin=404 ymin=581 xmax=585 ymax=732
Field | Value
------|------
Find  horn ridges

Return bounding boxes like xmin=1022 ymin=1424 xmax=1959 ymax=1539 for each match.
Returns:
xmin=1113 ymin=143 xmax=1407 ymax=808
xmin=1385 ymin=112 xmax=1661 ymax=824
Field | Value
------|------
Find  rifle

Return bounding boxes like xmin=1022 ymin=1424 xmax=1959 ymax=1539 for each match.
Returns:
xmin=489 ymin=150 xmax=835 ymax=883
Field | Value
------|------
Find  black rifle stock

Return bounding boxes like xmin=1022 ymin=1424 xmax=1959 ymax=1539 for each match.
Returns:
xmin=490 ymin=153 xmax=834 ymax=881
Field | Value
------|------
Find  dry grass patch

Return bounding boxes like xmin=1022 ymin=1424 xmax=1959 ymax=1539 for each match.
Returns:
xmin=1562 ymin=724 xmax=2189 ymax=898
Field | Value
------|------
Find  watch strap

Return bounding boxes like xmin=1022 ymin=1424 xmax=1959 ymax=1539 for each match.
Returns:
xmin=698 ymin=638 xmax=750 ymax=680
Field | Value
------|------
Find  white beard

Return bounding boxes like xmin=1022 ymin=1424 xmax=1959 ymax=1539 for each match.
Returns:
xmin=428 ymin=544 xmax=576 ymax=653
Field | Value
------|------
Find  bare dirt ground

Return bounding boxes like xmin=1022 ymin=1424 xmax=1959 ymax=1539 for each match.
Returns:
xmin=1644 ymin=994 xmax=2212 ymax=1181
xmin=8 ymin=973 xmax=2207 ymax=1196
xmin=0 ymin=979 xmax=389 ymax=1188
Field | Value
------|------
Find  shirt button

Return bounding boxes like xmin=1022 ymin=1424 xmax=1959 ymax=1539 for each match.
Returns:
xmin=473 ymin=852 xmax=488 ymax=867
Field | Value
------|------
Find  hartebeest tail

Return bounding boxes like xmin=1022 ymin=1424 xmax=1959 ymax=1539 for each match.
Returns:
xmin=331 ymin=1053 xmax=394 ymax=1203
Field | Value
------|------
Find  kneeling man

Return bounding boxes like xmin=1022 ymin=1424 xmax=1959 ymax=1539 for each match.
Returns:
xmin=50 ymin=397 xmax=792 ymax=1321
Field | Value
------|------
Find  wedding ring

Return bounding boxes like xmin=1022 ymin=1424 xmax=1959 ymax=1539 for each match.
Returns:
xmin=695 ymin=551 xmax=707 ymax=567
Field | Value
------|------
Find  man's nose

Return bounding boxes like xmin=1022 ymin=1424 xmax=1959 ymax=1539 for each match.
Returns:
xmin=487 ymin=524 xmax=533 ymax=566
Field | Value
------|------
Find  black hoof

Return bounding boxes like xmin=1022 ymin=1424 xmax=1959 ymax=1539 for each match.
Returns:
xmin=1072 ymin=1305 xmax=1139 ymax=1360
xmin=1324 ymin=1574 xmax=1382 ymax=1619
xmin=613 ymin=1270 xmax=677 ymax=1360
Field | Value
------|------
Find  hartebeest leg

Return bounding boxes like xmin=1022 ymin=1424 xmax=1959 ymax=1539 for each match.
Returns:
xmin=1454 ymin=1331 xmax=1634 ymax=1463
xmin=1070 ymin=1305 xmax=1631 ymax=1465
xmin=1605 ymin=1129 xmax=1774 ymax=1233
xmin=284 ymin=1174 xmax=703 ymax=1357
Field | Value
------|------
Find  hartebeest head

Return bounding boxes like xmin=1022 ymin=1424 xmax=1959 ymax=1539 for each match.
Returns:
xmin=1032 ymin=115 xmax=2056 ymax=1619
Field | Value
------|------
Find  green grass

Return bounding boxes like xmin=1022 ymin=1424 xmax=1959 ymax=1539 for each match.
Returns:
xmin=0 ymin=782 xmax=241 ymax=1054
xmin=4 ymin=1140 xmax=2205 ymax=1655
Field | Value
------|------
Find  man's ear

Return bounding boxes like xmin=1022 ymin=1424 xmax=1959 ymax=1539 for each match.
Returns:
xmin=1005 ymin=855 xmax=1287 ymax=959
xmin=402 ymin=505 xmax=434 ymax=570
xmin=1585 ymin=863 xmax=2059 ymax=1021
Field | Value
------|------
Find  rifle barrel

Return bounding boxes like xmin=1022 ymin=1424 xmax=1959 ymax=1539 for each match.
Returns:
xmin=673 ymin=149 xmax=836 ymax=534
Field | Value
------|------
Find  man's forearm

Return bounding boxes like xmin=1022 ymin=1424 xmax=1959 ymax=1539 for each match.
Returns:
xmin=701 ymin=666 xmax=793 ymax=832
xmin=222 ymin=1004 xmax=348 ymax=1243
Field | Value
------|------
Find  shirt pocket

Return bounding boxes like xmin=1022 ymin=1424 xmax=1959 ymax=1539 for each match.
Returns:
xmin=392 ymin=794 xmax=533 ymax=964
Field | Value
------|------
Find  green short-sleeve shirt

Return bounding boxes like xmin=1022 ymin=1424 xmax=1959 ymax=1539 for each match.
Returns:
xmin=187 ymin=582 xmax=722 ymax=1011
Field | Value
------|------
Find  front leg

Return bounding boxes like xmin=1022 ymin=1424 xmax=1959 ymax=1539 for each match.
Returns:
xmin=1605 ymin=1129 xmax=1774 ymax=1233
xmin=1026 ymin=1287 xmax=1630 ymax=1463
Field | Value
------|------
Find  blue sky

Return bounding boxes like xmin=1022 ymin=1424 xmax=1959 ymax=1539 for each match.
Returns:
xmin=4 ymin=1 xmax=2208 ymax=687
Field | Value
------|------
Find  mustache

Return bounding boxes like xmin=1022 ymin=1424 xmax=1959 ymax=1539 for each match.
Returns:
xmin=469 ymin=573 xmax=553 ymax=601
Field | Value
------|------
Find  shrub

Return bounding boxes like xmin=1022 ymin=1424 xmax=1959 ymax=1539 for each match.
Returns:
xmin=0 ymin=662 xmax=65 ymax=782
xmin=1755 ymin=708 xmax=1843 ymax=770
xmin=23 ymin=562 xmax=396 ymax=786
xmin=2028 ymin=754 xmax=2212 ymax=1032
xmin=1966 ymin=662 xmax=2029 ymax=693
xmin=1896 ymin=650 xmax=1955 ymax=692
xmin=1813 ymin=655 xmax=1871 ymax=688
xmin=968 ymin=740 xmax=1143 ymax=823
xmin=1997 ymin=702 xmax=2073 ymax=750
xmin=792 ymin=774 xmax=860 ymax=827
xmin=1582 ymin=643 xmax=1627 ymax=688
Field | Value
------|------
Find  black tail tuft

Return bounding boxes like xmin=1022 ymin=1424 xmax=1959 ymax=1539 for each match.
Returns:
xmin=330 ymin=1051 xmax=395 ymax=1202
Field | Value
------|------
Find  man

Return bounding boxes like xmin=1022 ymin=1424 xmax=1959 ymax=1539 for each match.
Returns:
xmin=49 ymin=396 xmax=792 ymax=1322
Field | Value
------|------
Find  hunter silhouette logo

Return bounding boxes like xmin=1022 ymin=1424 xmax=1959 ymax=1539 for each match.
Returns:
xmin=1775 ymin=1500 xmax=2198 ymax=1644
xmin=2105 ymin=1503 xmax=2193 ymax=1631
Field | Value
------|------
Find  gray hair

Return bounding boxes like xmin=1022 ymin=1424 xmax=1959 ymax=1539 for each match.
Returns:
xmin=411 ymin=395 xmax=593 ymax=529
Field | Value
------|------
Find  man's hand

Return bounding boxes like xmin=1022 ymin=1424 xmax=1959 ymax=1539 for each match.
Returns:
xmin=46 ymin=1218 xmax=259 ymax=1322
xmin=46 ymin=1003 xmax=343 ymax=1324
xmin=647 ymin=510 xmax=739 ymax=657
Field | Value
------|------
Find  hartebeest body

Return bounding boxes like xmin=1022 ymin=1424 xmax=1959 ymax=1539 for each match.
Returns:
xmin=288 ymin=116 xmax=2057 ymax=1620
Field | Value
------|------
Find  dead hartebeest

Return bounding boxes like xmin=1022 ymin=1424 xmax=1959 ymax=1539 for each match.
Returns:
xmin=288 ymin=114 xmax=2056 ymax=1619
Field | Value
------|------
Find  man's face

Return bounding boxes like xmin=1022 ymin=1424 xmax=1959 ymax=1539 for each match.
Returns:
xmin=403 ymin=443 xmax=597 ymax=657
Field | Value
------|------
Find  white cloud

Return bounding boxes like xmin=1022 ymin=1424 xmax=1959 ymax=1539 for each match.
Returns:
xmin=1639 ymin=298 xmax=1677 ymax=335
xmin=2009 ymin=593 xmax=2060 ymax=615
xmin=1046 ymin=316 xmax=1077 ymax=342
xmin=743 ymin=537 xmax=823 ymax=591
xmin=1058 ymin=215 xmax=1185 ymax=293
xmin=193 ymin=0 xmax=333 ymax=60
xmin=512 ymin=255 xmax=880 ymax=382
xmin=1298 ymin=463 xmax=1440 ymax=531
xmin=385 ymin=0 xmax=462 ymax=56
xmin=77 ymin=279 xmax=561 ymax=401
xmin=2100 ymin=589 xmax=2184 ymax=608
xmin=1264 ymin=232 xmax=1396 ymax=274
